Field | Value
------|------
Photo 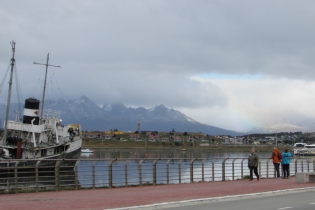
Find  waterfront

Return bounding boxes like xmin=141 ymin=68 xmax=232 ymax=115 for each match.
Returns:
xmin=80 ymin=148 xmax=275 ymax=159
xmin=76 ymin=149 xmax=313 ymax=189
xmin=1 ymin=148 xmax=313 ymax=193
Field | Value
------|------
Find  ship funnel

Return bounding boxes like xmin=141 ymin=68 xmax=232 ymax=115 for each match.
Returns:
xmin=23 ymin=98 xmax=40 ymax=125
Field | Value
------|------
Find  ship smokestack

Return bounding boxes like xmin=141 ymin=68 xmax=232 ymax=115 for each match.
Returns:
xmin=23 ymin=98 xmax=40 ymax=125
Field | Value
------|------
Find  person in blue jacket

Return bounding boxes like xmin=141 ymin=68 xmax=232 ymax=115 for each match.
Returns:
xmin=281 ymin=149 xmax=292 ymax=179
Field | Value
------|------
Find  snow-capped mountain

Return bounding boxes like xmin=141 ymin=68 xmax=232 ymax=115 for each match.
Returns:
xmin=101 ymin=103 xmax=198 ymax=124
xmin=0 ymin=95 xmax=240 ymax=135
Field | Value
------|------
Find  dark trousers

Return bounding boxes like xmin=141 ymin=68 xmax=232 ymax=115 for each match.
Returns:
xmin=274 ymin=163 xmax=280 ymax=178
xmin=249 ymin=166 xmax=259 ymax=180
xmin=282 ymin=164 xmax=290 ymax=177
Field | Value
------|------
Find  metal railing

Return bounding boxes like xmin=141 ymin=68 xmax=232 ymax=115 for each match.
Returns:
xmin=0 ymin=157 xmax=314 ymax=193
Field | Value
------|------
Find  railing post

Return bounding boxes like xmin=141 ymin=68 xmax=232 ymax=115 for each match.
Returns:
xmin=125 ymin=160 xmax=130 ymax=187
xmin=55 ymin=160 xmax=62 ymax=191
xmin=241 ymin=158 xmax=246 ymax=179
xmin=212 ymin=158 xmax=218 ymax=181
xmin=259 ymin=160 xmax=261 ymax=177
xmin=92 ymin=160 xmax=97 ymax=189
xmin=266 ymin=159 xmax=269 ymax=178
xmin=301 ymin=159 xmax=304 ymax=172
xmin=232 ymin=159 xmax=236 ymax=180
xmin=14 ymin=161 xmax=20 ymax=194
xmin=178 ymin=159 xmax=183 ymax=184
xmin=74 ymin=160 xmax=81 ymax=190
xmin=307 ymin=158 xmax=310 ymax=172
xmin=222 ymin=158 xmax=228 ymax=181
xmin=190 ymin=158 xmax=197 ymax=183
xmin=166 ymin=159 xmax=171 ymax=184
xmin=202 ymin=159 xmax=206 ymax=182
xmin=35 ymin=161 xmax=41 ymax=193
xmin=295 ymin=158 xmax=298 ymax=174
xmin=108 ymin=159 xmax=117 ymax=188
xmin=138 ymin=160 xmax=144 ymax=186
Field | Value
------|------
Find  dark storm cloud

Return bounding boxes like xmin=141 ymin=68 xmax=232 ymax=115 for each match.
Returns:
xmin=1 ymin=0 xmax=315 ymax=131
xmin=1 ymin=1 xmax=314 ymax=77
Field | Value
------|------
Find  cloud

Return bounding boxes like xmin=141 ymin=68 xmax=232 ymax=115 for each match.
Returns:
xmin=58 ymin=69 xmax=228 ymax=109
xmin=1 ymin=1 xmax=314 ymax=76
xmin=181 ymin=77 xmax=315 ymax=131
xmin=0 ymin=0 xmax=315 ymax=132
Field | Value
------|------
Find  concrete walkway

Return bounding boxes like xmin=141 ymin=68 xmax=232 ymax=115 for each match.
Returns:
xmin=1 ymin=178 xmax=315 ymax=210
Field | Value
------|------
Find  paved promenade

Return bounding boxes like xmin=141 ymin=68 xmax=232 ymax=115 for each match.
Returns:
xmin=1 ymin=178 xmax=315 ymax=210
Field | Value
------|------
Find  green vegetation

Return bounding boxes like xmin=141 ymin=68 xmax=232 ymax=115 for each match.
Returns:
xmin=243 ymin=175 xmax=250 ymax=179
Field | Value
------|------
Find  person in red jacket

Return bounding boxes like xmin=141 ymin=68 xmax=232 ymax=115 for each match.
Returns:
xmin=270 ymin=148 xmax=281 ymax=179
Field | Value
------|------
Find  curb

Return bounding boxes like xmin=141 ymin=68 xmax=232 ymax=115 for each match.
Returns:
xmin=106 ymin=187 xmax=315 ymax=210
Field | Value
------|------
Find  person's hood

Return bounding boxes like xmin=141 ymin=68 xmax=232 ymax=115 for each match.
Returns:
xmin=273 ymin=148 xmax=279 ymax=155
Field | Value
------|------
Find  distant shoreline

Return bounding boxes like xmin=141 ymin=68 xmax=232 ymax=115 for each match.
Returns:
xmin=82 ymin=140 xmax=291 ymax=152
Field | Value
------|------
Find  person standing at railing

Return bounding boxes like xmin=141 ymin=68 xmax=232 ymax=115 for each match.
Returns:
xmin=248 ymin=147 xmax=260 ymax=181
xmin=281 ymin=149 xmax=291 ymax=179
xmin=270 ymin=148 xmax=281 ymax=179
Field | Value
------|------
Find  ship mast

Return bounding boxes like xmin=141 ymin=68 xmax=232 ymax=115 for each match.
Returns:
xmin=3 ymin=41 xmax=16 ymax=146
xmin=34 ymin=54 xmax=60 ymax=118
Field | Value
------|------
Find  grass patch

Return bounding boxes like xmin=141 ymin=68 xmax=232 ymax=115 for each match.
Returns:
xmin=243 ymin=175 xmax=250 ymax=179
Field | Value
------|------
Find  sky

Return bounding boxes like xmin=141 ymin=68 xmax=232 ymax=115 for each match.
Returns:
xmin=0 ymin=0 xmax=315 ymax=132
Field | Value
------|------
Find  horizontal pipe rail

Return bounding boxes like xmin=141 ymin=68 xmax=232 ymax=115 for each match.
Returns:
xmin=0 ymin=157 xmax=313 ymax=193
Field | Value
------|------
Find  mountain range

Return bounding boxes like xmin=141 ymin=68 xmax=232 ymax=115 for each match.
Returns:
xmin=1 ymin=96 xmax=310 ymax=135
xmin=0 ymin=96 xmax=240 ymax=136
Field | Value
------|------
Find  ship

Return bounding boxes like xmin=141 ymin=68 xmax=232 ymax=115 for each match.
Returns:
xmin=0 ymin=41 xmax=82 ymax=164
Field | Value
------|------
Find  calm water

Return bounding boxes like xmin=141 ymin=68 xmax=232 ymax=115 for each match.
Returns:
xmin=79 ymin=148 xmax=274 ymax=159
xmin=76 ymin=149 xmax=296 ymax=188
xmin=76 ymin=148 xmax=315 ymax=189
